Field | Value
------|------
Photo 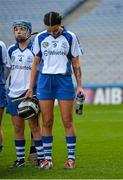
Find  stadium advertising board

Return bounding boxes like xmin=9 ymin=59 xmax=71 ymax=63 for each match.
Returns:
xmin=84 ymin=87 xmax=123 ymax=105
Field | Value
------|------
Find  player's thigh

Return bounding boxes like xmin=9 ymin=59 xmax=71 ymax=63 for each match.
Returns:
xmin=58 ymin=100 xmax=74 ymax=122
xmin=0 ymin=85 xmax=6 ymax=124
xmin=28 ymin=116 xmax=39 ymax=129
xmin=0 ymin=85 xmax=7 ymax=110
xmin=0 ymin=108 xmax=4 ymax=125
xmin=39 ymin=100 xmax=54 ymax=122
xmin=11 ymin=115 xmax=25 ymax=130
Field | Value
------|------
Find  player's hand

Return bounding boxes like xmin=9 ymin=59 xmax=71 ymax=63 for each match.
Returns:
xmin=76 ymin=86 xmax=85 ymax=96
xmin=25 ymin=89 xmax=33 ymax=98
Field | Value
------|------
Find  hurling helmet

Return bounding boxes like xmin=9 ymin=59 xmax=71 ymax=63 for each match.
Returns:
xmin=17 ymin=97 xmax=39 ymax=120
xmin=13 ymin=20 xmax=32 ymax=32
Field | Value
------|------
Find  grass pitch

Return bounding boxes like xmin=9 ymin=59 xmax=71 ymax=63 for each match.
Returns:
xmin=0 ymin=105 xmax=123 ymax=179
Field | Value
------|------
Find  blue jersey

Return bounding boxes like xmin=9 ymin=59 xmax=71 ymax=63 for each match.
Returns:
xmin=33 ymin=28 xmax=83 ymax=75
xmin=0 ymin=41 xmax=7 ymax=85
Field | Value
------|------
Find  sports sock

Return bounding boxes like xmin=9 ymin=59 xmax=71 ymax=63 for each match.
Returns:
xmin=15 ymin=140 xmax=25 ymax=161
xmin=34 ymin=139 xmax=44 ymax=161
xmin=42 ymin=136 xmax=53 ymax=161
xmin=66 ymin=136 xmax=76 ymax=161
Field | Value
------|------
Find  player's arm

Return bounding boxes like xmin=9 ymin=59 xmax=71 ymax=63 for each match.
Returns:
xmin=72 ymin=56 xmax=84 ymax=95
xmin=70 ymin=31 xmax=85 ymax=95
xmin=4 ymin=67 xmax=11 ymax=81
xmin=26 ymin=56 xmax=40 ymax=97
xmin=2 ymin=44 xmax=11 ymax=81
xmin=26 ymin=33 xmax=41 ymax=97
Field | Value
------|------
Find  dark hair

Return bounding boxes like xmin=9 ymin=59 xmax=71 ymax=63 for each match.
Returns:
xmin=44 ymin=11 xmax=62 ymax=26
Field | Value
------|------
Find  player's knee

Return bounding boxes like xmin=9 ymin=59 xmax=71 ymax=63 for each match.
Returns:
xmin=63 ymin=120 xmax=73 ymax=129
xmin=43 ymin=119 xmax=53 ymax=129
xmin=14 ymin=125 xmax=24 ymax=135
xmin=31 ymin=126 xmax=40 ymax=135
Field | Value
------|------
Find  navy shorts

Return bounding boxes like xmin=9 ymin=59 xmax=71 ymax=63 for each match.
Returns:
xmin=36 ymin=74 xmax=75 ymax=100
xmin=6 ymin=93 xmax=26 ymax=116
xmin=0 ymin=84 xmax=7 ymax=108
xmin=6 ymin=89 xmax=36 ymax=116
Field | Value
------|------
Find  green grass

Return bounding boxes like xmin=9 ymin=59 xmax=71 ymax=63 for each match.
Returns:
xmin=0 ymin=105 xmax=123 ymax=179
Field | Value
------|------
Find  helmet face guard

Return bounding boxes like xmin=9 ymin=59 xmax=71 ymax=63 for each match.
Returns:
xmin=17 ymin=97 xmax=39 ymax=120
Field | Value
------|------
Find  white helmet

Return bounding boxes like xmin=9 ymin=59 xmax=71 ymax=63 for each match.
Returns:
xmin=17 ymin=97 xmax=39 ymax=120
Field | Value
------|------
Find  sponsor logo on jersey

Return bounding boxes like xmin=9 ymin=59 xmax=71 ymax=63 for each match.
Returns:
xmin=11 ymin=64 xmax=32 ymax=70
xmin=43 ymin=50 xmax=66 ymax=56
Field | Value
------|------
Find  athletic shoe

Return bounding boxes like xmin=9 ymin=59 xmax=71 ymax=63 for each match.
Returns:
xmin=28 ymin=153 xmax=37 ymax=165
xmin=10 ymin=159 xmax=25 ymax=168
xmin=36 ymin=159 xmax=44 ymax=167
xmin=64 ymin=159 xmax=75 ymax=169
xmin=38 ymin=159 xmax=53 ymax=170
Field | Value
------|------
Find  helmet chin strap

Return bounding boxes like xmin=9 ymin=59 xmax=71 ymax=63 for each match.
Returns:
xmin=25 ymin=33 xmax=31 ymax=41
